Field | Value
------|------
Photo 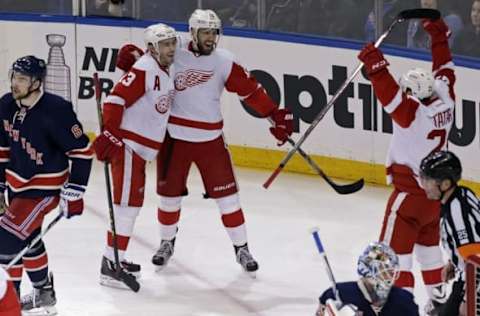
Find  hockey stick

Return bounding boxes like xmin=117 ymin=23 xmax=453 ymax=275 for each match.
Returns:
xmin=265 ymin=119 xmax=363 ymax=193
xmin=93 ymin=73 xmax=140 ymax=292
xmin=264 ymin=8 xmax=441 ymax=188
xmin=6 ymin=212 xmax=63 ymax=270
xmin=311 ymin=228 xmax=340 ymax=301
xmin=265 ymin=119 xmax=364 ymax=194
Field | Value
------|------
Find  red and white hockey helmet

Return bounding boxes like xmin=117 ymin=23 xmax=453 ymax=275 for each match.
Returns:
xmin=399 ymin=67 xmax=434 ymax=100
xmin=188 ymin=9 xmax=222 ymax=48
xmin=144 ymin=23 xmax=177 ymax=54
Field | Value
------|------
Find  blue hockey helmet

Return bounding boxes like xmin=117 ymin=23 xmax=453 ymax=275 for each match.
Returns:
xmin=11 ymin=55 xmax=47 ymax=81
xmin=357 ymin=242 xmax=399 ymax=302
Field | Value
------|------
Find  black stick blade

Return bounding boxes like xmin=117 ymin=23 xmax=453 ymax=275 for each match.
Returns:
xmin=117 ymin=270 xmax=140 ymax=292
xmin=326 ymin=177 xmax=364 ymax=195
xmin=398 ymin=8 xmax=441 ymax=21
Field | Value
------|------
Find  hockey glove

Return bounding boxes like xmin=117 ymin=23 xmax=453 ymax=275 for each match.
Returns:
xmin=59 ymin=183 xmax=85 ymax=219
xmin=358 ymin=43 xmax=389 ymax=76
xmin=116 ymin=44 xmax=144 ymax=72
xmin=423 ymin=18 xmax=451 ymax=43
xmin=93 ymin=128 xmax=124 ymax=162
xmin=269 ymin=108 xmax=293 ymax=146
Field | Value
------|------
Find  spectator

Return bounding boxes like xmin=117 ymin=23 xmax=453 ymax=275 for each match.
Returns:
xmin=453 ymin=0 xmax=480 ymax=57
xmin=203 ymin=0 xmax=244 ymax=27
xmin=407 ymin=0 xmax=464 ymax=49
xmin=266 ymin=0 xmax=301 ymax=32
xmin=230 ymin=0 xmax=259 ymax=28
xmin=87 ymin=0 xmax=130 ymax=17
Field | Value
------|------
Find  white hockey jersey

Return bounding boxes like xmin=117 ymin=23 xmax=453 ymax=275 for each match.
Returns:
xmin=369 ymin=40 xmax=456 ymax=193
xmin=104 ymin=53 xmax=175 ymax=161
xmin=168 ymin=42 xmax=277 ymax=142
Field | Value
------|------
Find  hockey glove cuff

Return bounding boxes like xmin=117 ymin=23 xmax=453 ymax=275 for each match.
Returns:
xmin=269 ymin=108 xmax=293 ymax=146
xmin=93 ymin=128 xmax=124 ymax=162
xmin=60 ymin=183 xmax=86 ymax=219
xmin=358 ymin=43 xmax=389 ymax=76
xmin=423 ymin=18 xmax=451 ymax=43
xmin=116 ymin=44 xmax=144 ymax=72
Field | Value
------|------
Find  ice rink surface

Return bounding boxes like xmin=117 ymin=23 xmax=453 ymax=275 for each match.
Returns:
xmin=24 ymin=161 xmax=434 ymax=315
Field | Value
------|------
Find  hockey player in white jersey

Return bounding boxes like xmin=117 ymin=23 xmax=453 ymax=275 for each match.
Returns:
xmin=357 ymin=17 xmax=456 ymax=312
xmin=92 ymin=23 xmax=177 ymax=288
xmin=152 ymin=9 xmax=294 ymax=275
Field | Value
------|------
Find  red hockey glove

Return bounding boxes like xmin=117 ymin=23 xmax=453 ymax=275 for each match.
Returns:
xmin=93 ymin=128 xmax=124 ymax=162
xmin=423 ymin=18 xmax=451 ymax=42
xmin=116 ymin=44 xmax=144 ymax=72
xmin=358 ymin=43 xmax=389 ymax=76
xmin=59 ymin=183 xmax=85 ymax=219
xmin=269 ymin=108 xmax=293 ymax=146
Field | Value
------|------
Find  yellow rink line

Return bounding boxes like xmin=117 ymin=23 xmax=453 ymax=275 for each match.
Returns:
xmin=228 ymin=145 xmax=480 ymax=196
xmin=86 ymin=132 xmax=479 ymax=195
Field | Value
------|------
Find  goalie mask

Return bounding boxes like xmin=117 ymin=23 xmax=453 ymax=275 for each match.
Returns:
xmin=188 ymin=9 xmax=221 ymax=53
xmin=399 ymin=67 xmax=434 ymax=100
xmin=357 ymin=242 xmax=399 ymax=303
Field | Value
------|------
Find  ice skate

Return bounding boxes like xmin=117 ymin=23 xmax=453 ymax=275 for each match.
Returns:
xmin=21 ymin=272 xmax=57 ymax=316
xmin=99 ymin=256 xmax=139 ymax=290
xmin=235 ymin=244 xmax=258 ymax=278
xmin=152 ymin=238 xmax=175 ymax=271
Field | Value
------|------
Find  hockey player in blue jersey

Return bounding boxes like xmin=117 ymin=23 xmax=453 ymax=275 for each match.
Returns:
xmin=0 ymin=55 xmax=93 ymax=316
xmin=316 ymin=242 xmax=419 ymax=315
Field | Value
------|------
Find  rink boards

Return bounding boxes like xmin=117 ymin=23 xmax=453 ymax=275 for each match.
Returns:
xmin=0 ymin=15 xmax=478 ymax=190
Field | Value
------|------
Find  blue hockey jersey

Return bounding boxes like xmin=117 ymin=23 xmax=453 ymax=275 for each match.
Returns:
xmin=320 ymin=281 xmax=419 ymax=316
xmin=0 ymin=91 xmax=93 ymax=198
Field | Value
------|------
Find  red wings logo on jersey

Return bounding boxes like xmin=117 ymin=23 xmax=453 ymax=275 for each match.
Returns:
xmin=174 ymin=69 xmax=214 ymax=91
xmin=155 ymin=90 xmax=176 ymax=114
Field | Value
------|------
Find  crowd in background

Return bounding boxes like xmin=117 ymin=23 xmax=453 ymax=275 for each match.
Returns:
xmin=2 ymin=0 xmax=479 ymax=58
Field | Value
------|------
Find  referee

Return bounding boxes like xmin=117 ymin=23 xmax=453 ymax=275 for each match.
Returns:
xmin=420 ymin=150 xmax=480 ymax=316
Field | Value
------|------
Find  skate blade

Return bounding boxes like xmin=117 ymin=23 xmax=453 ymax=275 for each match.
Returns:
xmin=22 ymin=305 xmax=57 ymax=316
xmin=99 ymin=274 xmax=137 ymax=290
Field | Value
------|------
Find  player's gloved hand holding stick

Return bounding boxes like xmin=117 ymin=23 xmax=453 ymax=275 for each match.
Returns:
xmin=263 ymin=8 xmax=441 ymax=189
xmin=92 ymin=73 xmax=140 ymax=293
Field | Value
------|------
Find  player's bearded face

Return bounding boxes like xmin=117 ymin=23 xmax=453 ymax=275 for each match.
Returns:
xmin=10 ymin=72 xmax=36 ymax=100
xmin=157 ymin=38 xmax=177 ymax=67
xmin=197 ymin=29 xmax=218 ymax=55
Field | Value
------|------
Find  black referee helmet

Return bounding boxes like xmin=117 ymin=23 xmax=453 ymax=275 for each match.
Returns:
xmin=420 ymin=150 xmax=462 ymax=183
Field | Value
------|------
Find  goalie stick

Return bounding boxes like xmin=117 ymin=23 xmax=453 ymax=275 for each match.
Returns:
xmin=264 ymin=8 xmax=441 ymax=188
xmin=93 ymin=73 xmax=140 ymax=293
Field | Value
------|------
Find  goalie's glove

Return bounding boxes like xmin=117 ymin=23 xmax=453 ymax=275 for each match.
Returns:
xmin=116 ymin=44 xmax=144 ymax=72
xmin=269 ymin=108 xmax=293 ymax=146
xmin=59 ymin=183 xmax=85 ymax=219
xmin=358 ymin=43 xmax=389 ymax=76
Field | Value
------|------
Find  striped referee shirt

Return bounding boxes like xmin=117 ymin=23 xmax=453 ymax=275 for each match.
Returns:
xmin=440 ymin=186 xmax=480 ymax=276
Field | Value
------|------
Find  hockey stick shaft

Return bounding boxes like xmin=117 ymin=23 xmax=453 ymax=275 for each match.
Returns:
xmin=6 ymin=212 xmax=63 ymax=270
xmin=311 ymin=228 xmax=340 ymax=302
xmin=263 ymin=119 xmax=364 ymax=193
xmin=93 ymin=73 xmax=139 ymax=292
xmin=264 ymin=8 xmax=440 ymax=187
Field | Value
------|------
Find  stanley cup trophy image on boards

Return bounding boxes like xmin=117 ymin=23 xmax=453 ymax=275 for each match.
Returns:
xmin=45 ymin=34 xmax=71 ymax=102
